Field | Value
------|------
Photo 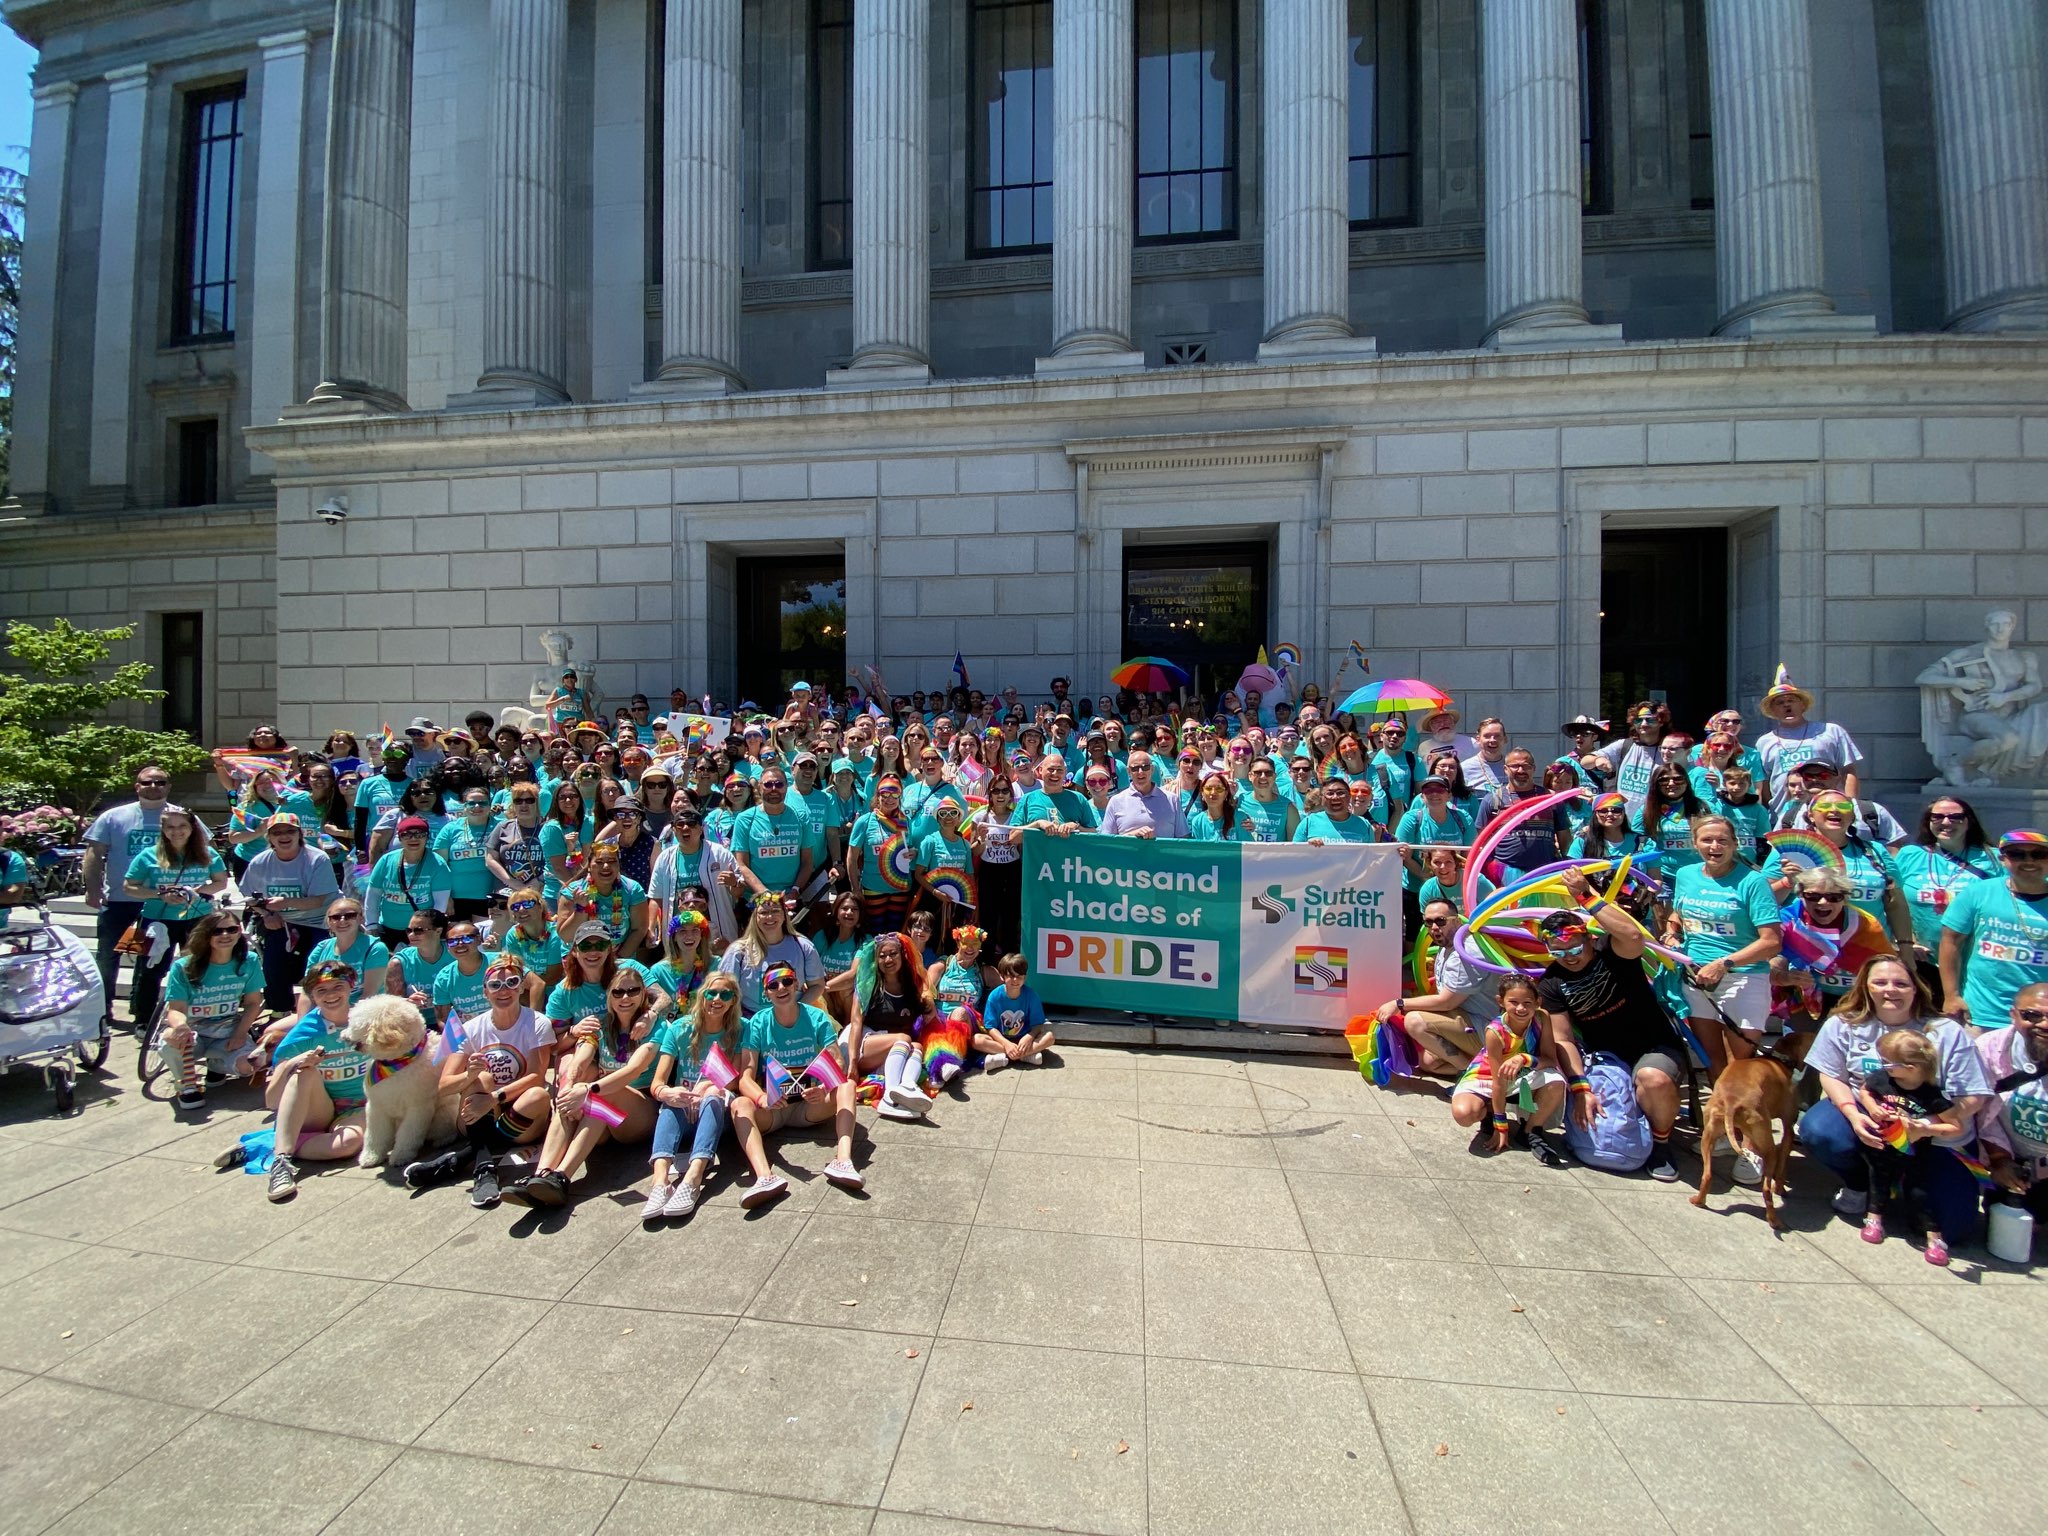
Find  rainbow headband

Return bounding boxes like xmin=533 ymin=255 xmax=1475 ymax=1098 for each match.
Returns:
xmin=1592 ymin=792 xmax=1627 ymax=815
xmin=761 ymin=962 xmax=799 ymax=990
xmin=668 ymin=909 xmax=709 ymax=936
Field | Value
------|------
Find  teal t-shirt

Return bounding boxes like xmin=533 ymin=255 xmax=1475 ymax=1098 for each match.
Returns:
xmin=742 ymin=1002 xmax=843 ymax=1085
xmin=1418 ymin=872 xmax=1495 ymax=913
xmin=1941 ymin=877 xmax=2048 ymax=1024
xmin=164 ymin=954 xmax=264 ymax=1035
xmin=647 ymin=957 xmax=706 ymax=1014
xmin=302 ymin=931 xmax=391 ymax=1002
xmin=393 ymin=943 xmax=455 ymax=998
xmin=1239 ymin=794 xmax=1297 ymax=844
xmin=1705 ymin=797 xmax=1773 ymax=865
xmin=847 ymin=813 xmax=915 ymax=895
xmin=1633 ymin=809 xmax=1703 ymax=890
xmin=1763 ymin=838 xmax=1900 ymax=932
xmin=732 ymin=806 xmax=809 ymax=891
xmin=537 ymin=820 xmax=580 ymax=903
xmin=544 ymin=957 xmax=653 ymax=1028
xmin=914 ymin=829 xmax=977 ymax=906
xmin=934 ymin=957 xmax=984 ymax=1012
xmin=495 ymin=921 xmax=566 ymax=976
xmin=364 ymin=851 xmax=454 ymax=928
xmin=1892 ymin=843 xmax=2000 ymax=951
xmin=783 ymin=786 xmax=834 ymax=857
xmin=433 ymin=960 xmax=491 ymax=1023
xmin=1015 ymin=788 xmax=1098 ymax=830
xmin=1394 ymin=806 xmax=1476 ymax=892
xmin=0 ymin=848 xmax=29 ymax=927
xmin=124 ymin=848 xmax=226 ymax=921
xmin=652 ymin=1017 xmax=727 ymax=1084
xmin=560 ymin=876 xmax=647 ymax=942
xmin=354 ymin=774 xmax=406 ymax=828
xmin=1292 ymin=811 xmax=1376 ymax=843
xmin=273 ymin=1011 xmax=371 ymax=1108
xmin=1670 ymin=864 xmax=1780 ymax=971
xmin=433 ymin=818 xmax=499 ymax=900
xmin=1189 ymin=808 xmax=1256 ymax=841
xmin=816 ymin=932 xmax=861 ymax=973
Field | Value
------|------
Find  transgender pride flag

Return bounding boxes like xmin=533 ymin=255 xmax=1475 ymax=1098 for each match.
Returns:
xmin=697 ymin=1043 xmax=740 ymax=1091
xmin=762 ymin=1056 xmax=797 ymax=1102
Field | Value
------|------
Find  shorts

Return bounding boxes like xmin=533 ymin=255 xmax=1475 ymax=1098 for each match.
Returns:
xmin=1628 ymin=1050 xmax=1684 ymax=1085
xmin=1453 ymin=1062 xmax=1566 ymax=1122
xmin=1680 ymin=971 xmax=1773 ymax=1035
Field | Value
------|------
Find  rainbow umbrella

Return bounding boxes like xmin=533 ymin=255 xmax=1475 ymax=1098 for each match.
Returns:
xmin=1335 ymin=679 xmax=1452 ymax=716
xmin=1112 ymin=657 xmax=1189 ymax=692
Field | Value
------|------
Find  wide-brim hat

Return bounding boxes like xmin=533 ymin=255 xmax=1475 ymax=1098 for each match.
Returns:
xmin=1561 ymin=714 xmax=1608 ymax=735
xmin=1421 ymin=705 xmax=1460 ymax=728
xmin=1760 ymin=663 xmax=1814 ymax=714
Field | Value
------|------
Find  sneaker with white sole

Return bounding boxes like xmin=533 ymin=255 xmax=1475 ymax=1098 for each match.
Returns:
xmin=663 ymin=1181 xmax=699 ymax=1219
xmin=266 ymin=1156 xmax=299 ymax=1203
xmin=1025 ymin=1050 xmax=1044 ymax=1065
xmin=822 ymin=1157 xmax=865 ymax=1191
xmin=642 ymin=1183 xmax=672 ymax=1225
xmin=1731 ymin=1149 xmax=1765 ymax=1187
xmin=213 ymin=1143 xmax=250 ymax=1171
xmin=1831 ymin=1186 xmax=1869 ymax=1217
xmin=740 ymin=1173 xmax=789 ymax=1209
xmin=884 ymin=1082 xmax=929 ymax=1114
xmin=1645 ymin=1147 xmax=1680 ymax=1183
xmin=876 ymin=1100 xmax=921 ymax=1121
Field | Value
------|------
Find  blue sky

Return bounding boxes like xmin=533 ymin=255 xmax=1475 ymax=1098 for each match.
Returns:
xmin=0 ymin=27 xmax=32 ymax=168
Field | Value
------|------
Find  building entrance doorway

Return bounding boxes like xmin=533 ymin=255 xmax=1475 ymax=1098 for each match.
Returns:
xmin=1122 ymin=541 xmax=1270 ymax=710
xmin=1600 ymin=527 xmax=1727 ymax=730
xmin=735 ymin=556 xmax=846 ymax=708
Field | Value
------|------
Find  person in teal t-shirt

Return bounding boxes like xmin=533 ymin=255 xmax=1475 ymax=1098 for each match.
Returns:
xmin=1940 ymin=830 xmax=2048 ymax=1028
xmin=253 ymin=959 xmax=377 ymax=1201
xmin=731 ymin=771 xmax=814 ymax=899
xmin=431 ymin=918 xmax=492 ymax=1024
xmin=729 ymin=961 xmax=863 ymax=1204
xmin=1892 ymin=797 xmax=2001 ymax=960
xmin=301 ymin=900 xmax=389 ymax=1003
xmin=1667 ymin=816 xmax=1783 ymax=1060
xmin=1293 ymin=776 xmax=1378 ymax=844
xmin=1014 ymin=757 xmax=1098 ymax=832
xmin=433 ymin=792 xmax=499 ymax=912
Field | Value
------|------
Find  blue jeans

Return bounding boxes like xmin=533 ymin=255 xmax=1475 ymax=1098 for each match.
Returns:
xmin=651 ymin=1093 xmax=729 ymax=1167
xmin=1796 ymin=1098 xmax=1983 ymax=1243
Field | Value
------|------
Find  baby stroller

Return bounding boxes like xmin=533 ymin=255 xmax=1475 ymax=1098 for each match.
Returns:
xmin=0 ymin=902 xmax=111 ymax=1115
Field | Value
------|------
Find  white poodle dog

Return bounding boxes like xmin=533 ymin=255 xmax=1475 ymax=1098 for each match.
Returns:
xmin=343 ymin=995 xmax=458 ymax=1168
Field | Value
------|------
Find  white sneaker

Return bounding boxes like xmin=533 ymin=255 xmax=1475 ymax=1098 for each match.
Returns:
xmin=1732 ymin=1149 xmax=1765 ymax=1188
xmin=663 ymin=1181 xmax=699 ymax=1218
xmin=822 ymin=1157 xmax=865 ymax=1191
xmin=1025 ymin=1051 xmax=1044 ymax=1065
xmin=1831 ymin=1186 xmax=1869 ymax=1217
xmin=982 ymin=1053 xmax=1010 ymax=1072
xmin=884 ymin=1082 xmax=929 ymax=1114
xmin=740 ymin=1173 xmax=789 ymax=1209
xmin=877 ymin=1100 xmax=920 ymax=1121
xmin=642 ymin=1183 xmax=671 ymax=1225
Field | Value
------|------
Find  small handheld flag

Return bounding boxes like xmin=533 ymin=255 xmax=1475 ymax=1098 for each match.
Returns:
xmin=953 ymin=651 xmax=970 ymax=689
xmin=580 ymin=1091 xmax=627 ymax=1129
xmin=697 ymin=1042 xmax=740 ymax=1091
xmin=763 ymin=1056 xmax=797 ymax=1102
xmin=803 ymin=1048 xmax=849 ymax=1091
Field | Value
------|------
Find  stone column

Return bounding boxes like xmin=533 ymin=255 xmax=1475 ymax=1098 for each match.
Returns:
xmin=827 ymin=0 xmax=930 ymax=386
xmin=306 ymin=0 xmax=415 ymax=413
xmin=248 ymin=31 xmax=310 ymax=457
xmin=1925 ymin=0 xmax=2048 ymax=333
xmin=589 ymin=0 xmax=650 ymax=399
xmin=1036 ymin=0 xmax=1143 ymax=374
xmin=642 ymin=0 xmax=744 ymax=395
xmin=4 ymin=80 xmax=77 ymax=512
xmin=454 ymin=0 xmax=570 ymax=406
xmin=1481 ymin=0 xmax=1619 ymax=349
xmin=1705 ymin=0 xmax=1872 ymax=336
xmin=88 ymin=64 xmax=151 ymax=498
xmin=1259 ymin=0 xmax=1375 ymax=360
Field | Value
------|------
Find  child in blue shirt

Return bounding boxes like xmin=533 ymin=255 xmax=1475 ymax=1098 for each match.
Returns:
xmin=976 ymin=953 xmax=1056 ymax=1069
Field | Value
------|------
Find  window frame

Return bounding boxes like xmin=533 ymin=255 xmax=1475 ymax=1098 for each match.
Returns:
xmin=809 ymin=0 xmax=854 ymax=272
xmin=1578 ymin=0 xmax=1611 ymax=215
xmin=1134 ymin=0 xmax=1240 ymax=246
xmin=1346 ymin=0 xmax=1418 ymax=230
xmin=171 ymin=81 xmax=245 ymax=343
xmin=968 ymin=0 xmax=1056 ymax=257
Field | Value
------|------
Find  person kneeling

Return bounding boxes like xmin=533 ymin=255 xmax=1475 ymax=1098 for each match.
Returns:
xmin=1447 ymin=977 xmax=1573 ymax=1168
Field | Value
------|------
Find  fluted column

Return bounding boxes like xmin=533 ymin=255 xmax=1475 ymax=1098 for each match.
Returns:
xmin=828 ymin=0 xmax=930 ymax=386
xmin=1481 ymin=0 xmax=1619 ymax=349
xmin=248 ymin=31 xmax=310 ymax=459
xmin=88 ymin=64 xmax=150 ymax=498
xmin=1926 ymin=0 xmax=2048 ymax=333
xmin=4 ymin=80 xmax=76 ymax=512
xmin=1259 ymin=0 xmax=1375 ymax=360
xmin=306 ymin=0 xmax=413 ymax=413
xmin=644 ymin=0 xmax=743 ymax=395
xmin=1704 ymin=0 xmax=1872 ymax=336
xmin=452 ymin=0 xmax=569 ymax=406
xmin=1036 ymin=0 xmax=1143 ymax=374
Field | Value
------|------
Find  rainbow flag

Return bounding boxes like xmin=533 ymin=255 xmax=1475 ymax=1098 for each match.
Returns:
xmin=697 ymin=1042 xmax=739 ymax=1091
xmin=581 ymin=1092 xmax=626 ymax=1129
xmin=379 ymin=724 xmax=398 ymax=754
xmin=218 ymin=750 xmax=291 ymax=782
xmin=762 ymin=1056 xmax=796 ymax=1102
xmin=803 ymin=1048 xmax=849 ymax=1091
xmin=1953 ymin=1148 xmax=1997 ymax=1186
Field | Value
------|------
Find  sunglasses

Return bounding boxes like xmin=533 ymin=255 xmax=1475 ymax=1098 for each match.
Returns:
xmin=763 ymin=976 xmax=796 ymax=992
xmin=1927 ymin=811 xmax=1966 ymax=823
xmin=484 ymin=975 xmax=522 ymax=990
xmin=1421 ymin=916 xmax=1453 ymax=928
xmin=328 ymin=912 xmax=362 ymax=923
xmin=464 ymin=800 xmax=490 ymax=809
xmin=703 ymin=990 xmax=738 ymax=1003
xmin=575 ymin=938 xmax=614 ymax=952
xmin=2015 ymin=1008 xmax=2048 ymax=1024
xmin=207 ymin=928 xmax=240 ymax=940
xmin=512 ymin=795 xmax=538 ymax=804
xmin=2005 ymin=849 xmax=2048 ymax=862
xmin=1807 ymin=893 xmax=1846 ymax=904
xmin=447 ymin=935 xmax=479 ymax=949
xmin=137 ymin=779 xmax=171 ymax=789
xmin=399 ymin=831 xmax=427 ymax=840
xmin=609 ymin=986 xmax=644 ymax=998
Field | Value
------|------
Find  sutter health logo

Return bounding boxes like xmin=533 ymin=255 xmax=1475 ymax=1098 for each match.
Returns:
xmin=1250 ymin=884 xmax=1295 ymax=924
xmin=1294 ymin=946 xmax=1348 ymax=993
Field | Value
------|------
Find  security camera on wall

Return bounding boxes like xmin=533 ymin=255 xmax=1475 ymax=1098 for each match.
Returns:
xmin=315 ymin=497 xmax=349 ymax=526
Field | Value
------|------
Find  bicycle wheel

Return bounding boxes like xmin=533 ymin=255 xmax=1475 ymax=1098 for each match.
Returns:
xmin=137 ymin=1001 xmax=172 ymax=1091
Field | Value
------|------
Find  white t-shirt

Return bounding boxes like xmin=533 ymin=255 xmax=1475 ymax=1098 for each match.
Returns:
xmin=445 ymin=1006 xmax=553 ymax=1088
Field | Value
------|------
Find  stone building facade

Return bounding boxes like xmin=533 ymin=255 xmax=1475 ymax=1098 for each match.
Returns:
xmin=1 ymin=0 xmax=2045 ymax=805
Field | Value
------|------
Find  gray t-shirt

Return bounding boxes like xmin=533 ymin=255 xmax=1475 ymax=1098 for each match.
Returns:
xmin=1432 ymin=943 xmax=1503 ymax=1028
xmin=238 ymin=847 xmax=339 ymax=929
xmin=86 ymin=801 xmax=163 ymax=886
xmin=1807 ymin=1014 xmax=1990 ymax=1148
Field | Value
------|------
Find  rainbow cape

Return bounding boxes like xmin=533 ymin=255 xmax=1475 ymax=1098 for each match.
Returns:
xmin=920 ymin=1005 xmax=976 ymax=1081
xmin=1345 ymin=1014 xmax=1413 ymax=1088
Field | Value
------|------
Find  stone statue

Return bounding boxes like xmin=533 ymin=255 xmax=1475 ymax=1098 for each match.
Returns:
xmin=1918 ymin=610 xmax=2048 ymax=786
xmin=498 ymin=629 xmax=600 ymax=734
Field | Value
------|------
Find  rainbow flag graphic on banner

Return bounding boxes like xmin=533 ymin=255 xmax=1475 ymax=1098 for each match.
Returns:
xmin=581 ymin=1092 xmax=627 ymax=1129
xmin=803 ymin=1048 xmax=849 ymax=1090
xmin=762 ymin=1056 xmax=796 ymax=1102
xmin=697 ymin=1043 xmax=740 ymax=1091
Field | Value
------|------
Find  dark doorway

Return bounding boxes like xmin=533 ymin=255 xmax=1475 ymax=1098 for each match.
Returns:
xmin=735 ymin=555 xmax=846 ymax=709
xmin=160 ymin=611 xmax=204 ymax=740
xmin=1122 ymin=541 xmax=1270 ymax=708
xmin=1600 ymin=527 xmax=1727 ymax=730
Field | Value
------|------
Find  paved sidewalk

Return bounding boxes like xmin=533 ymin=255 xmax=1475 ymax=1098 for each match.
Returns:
xmin=0 ymin=1047 xmax=2040 ymax=1535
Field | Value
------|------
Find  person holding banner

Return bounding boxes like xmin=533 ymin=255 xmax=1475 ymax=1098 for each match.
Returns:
xmin=732 ymin=961 xmax=864 ymax=1201
xmin=1294 ymin=774 xmax=1380 ymax=845
xmin=642 ymin=979 xmax=746 ymax=1221
xmin=1016 ymin=756 xmax=1099 ymax=835
xmin=501 ymin=963 xmax=660 ymax=1209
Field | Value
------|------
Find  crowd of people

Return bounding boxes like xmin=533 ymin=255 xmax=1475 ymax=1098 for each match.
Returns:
xmin=18 ymin=661 xmax=2041 ymax=1263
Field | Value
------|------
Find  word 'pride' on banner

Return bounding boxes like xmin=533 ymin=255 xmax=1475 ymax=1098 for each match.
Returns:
xmin=1020 ymin=831 xmax=1401 ymax=1029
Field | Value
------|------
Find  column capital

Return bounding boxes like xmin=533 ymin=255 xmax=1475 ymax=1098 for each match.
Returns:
xmin=259 ymin=30 xmax=314 ymax=60
xmin=103 ymin=62 xmax=151 ymax=89
xmin=30 ymin=78 xmax=78 ymax=109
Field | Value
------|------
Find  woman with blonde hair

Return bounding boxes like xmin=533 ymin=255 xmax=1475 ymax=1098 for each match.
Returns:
xmin=642 ymin=974 xmax=746 ymax=1221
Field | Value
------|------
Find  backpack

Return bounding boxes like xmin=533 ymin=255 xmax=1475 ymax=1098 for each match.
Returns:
xmin=1563 ymin=1051 xmax=1654 ymax=1171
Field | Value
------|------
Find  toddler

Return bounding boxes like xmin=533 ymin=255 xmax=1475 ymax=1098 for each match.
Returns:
xmin=1854 ymin=1028 xmax=1968 ymax=1263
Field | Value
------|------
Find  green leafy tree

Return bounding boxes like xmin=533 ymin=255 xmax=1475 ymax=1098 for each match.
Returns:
xmin=0 ymin=619 xmax=209 ymax=811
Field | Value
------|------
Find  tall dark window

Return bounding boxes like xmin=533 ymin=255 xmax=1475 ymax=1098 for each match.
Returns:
xmin=1347 ymin=0 xmax=1416 ymax=226
xmin=1136 ymin=0 xmax=1236 ymax=242
xmin=173 ymin=419 xmax=219 ymax=507
xmin=1578 ymin=2 xmax=1608 ymax=212
xmin=160 ymin=613 xmax=204 ymax=741
xmin=811 ymin=0 xmax=854 ymax=270
xmin=970 ymin=0 xmax=1055 ymax=254
xmin=1684 ymin=0 xmax=1714 ymax=209
xmin=736 ymin=556 xmax=847 ymax=707
xmin=173 ymin=85 xmax=243 ymax=340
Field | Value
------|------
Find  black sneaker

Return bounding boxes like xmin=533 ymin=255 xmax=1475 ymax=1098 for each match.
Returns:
xmin=497 ymin=1175 xmax=537 ymax=1209
xmin=1529 ymin=1130 xmax=1575 ymax=1170
xmin=266 ymin=1156 xmax=299 ymax=1203
xmin=469 ymin=1163 xmax=502 ymax=1209
xmin=175 ymin=1086 xmax=207 ymax=1113
xmin=1645 ymin=1146 xmax=1680 ymax=1183
xmin=402 ymin=1148 xmax=468 ymax=1189
xmin=522 ymin=1169 xmax=570 ymax=1208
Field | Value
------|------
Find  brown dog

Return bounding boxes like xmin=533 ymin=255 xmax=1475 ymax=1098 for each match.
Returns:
xmin=1690 ymin=1055 xmax=1797 ymax=1228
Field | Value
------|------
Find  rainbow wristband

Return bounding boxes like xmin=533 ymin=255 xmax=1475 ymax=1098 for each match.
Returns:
xmin=1567 ymin=1076 xmax=1593 ymax=1095
xmin=1490 ymin=1114 xmax=1510 ymax=1133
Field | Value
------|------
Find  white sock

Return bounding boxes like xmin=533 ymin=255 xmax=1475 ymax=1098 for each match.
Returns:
xmin=884 ymin=1043 xmax=912 ymax=1091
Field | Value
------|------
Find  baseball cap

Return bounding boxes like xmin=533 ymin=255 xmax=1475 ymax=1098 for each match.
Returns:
xmin=396 ymin=815 xmax=430 ymax=835
xmin=1999 ymin=827 xmax=2048 ymax=853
